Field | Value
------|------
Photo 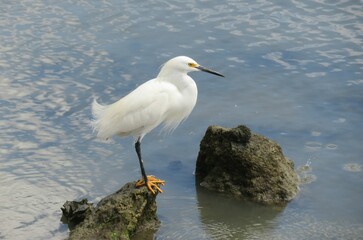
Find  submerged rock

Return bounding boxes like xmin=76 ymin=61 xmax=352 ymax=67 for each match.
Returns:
xmin=195 ymin=125 xmax=299 ymax=205
xmin=61 ymin=182 xmax=160 ymax=240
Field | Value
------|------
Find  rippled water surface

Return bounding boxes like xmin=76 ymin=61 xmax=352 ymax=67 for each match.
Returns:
xmin=1 ymin=0 xmax=362 ymax=239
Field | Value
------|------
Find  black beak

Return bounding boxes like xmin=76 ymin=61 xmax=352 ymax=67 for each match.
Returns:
xmin=196 ymin=65 xmax=224 ymax=77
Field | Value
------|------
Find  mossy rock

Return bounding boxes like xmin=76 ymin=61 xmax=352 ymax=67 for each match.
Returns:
xmin=61 ymin=182 xmax=160 ymax=240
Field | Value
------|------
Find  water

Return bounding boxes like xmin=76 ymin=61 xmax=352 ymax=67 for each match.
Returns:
xmin=1 ymin=0 xmax=362 ymax=239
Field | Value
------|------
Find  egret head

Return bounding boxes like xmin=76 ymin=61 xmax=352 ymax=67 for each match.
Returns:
xmin=160 ymin=56 xmax=224 ymax=77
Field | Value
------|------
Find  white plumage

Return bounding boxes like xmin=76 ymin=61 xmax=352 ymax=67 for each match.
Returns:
xmin=91 ymin=55 xmax=223 ymax=194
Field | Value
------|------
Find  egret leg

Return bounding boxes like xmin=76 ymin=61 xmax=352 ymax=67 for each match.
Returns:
xmin=134 ymin=138 xmax=165 ymax=194
xmin=135 ymin=139 xmax=147 ymax=182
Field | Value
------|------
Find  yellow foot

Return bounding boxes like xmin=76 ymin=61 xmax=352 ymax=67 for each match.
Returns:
xmin=135 ymin=175 xmax=165 ymax=194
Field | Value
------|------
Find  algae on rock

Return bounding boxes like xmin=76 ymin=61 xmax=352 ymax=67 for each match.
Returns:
xmin=61 ymin=182 xmax=160 ymax=240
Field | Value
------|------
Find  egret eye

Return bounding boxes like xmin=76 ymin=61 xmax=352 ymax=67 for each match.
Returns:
xmin=188 ymin=62 xmax=197 ymax=68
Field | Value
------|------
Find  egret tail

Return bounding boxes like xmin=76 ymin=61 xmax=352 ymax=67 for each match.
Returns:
xmin=91 ymin=99 xmax=110 ymax=140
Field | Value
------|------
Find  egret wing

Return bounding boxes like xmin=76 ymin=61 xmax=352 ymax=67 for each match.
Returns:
xmin=92 ymin=79 xmax=176 ymax=140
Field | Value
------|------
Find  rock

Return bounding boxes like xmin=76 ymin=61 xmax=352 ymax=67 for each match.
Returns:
xmin=195 ymin=125 xmax=299 ymax=205
xmin=61 ymin=198 xmax=94 ymax=231
xmin=61 ymin=182 xmax=160 ymax=240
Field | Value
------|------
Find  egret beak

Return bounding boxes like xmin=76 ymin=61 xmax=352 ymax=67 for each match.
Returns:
xmin=196 ymin=65 xmax=224 ymax=77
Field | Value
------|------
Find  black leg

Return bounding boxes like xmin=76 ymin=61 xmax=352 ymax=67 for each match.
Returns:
xmin=135 ymin=138 xmax=148 ymax=184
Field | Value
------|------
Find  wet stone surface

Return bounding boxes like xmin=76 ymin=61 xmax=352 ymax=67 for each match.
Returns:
xmin=196 ymin=125 xmax=299 ymax=205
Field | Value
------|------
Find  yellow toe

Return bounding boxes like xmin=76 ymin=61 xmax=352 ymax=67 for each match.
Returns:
xmin=136 ymin=175 xmax=165 ymax=194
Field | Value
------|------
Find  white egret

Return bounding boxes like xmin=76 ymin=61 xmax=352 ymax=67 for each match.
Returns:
xmin=91 ymin=56 xmax=224 ymax=194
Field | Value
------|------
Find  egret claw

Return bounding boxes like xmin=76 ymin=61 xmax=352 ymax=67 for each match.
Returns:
xmin=136 ymin=175 xmax=165 ymax=194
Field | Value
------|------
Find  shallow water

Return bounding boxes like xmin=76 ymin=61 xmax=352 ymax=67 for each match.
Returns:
xmin=1 ymin=0 xmax=362 ymax=239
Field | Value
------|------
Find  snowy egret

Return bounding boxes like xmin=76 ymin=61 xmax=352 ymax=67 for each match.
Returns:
xmin=91 ymin=56 xmax=224 ymax=194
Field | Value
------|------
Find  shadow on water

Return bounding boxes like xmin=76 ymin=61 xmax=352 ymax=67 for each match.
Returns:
xmin=132 ymin=229 xmax=158 ymax=240
xmin=195 ymin=185 xmax=285 ymax=239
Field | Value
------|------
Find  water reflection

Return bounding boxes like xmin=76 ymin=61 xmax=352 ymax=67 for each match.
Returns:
xmin=196 ymin=186 xmax=284 ymax=239
xmin=1 ymin=0 xmax=362 ymax=239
